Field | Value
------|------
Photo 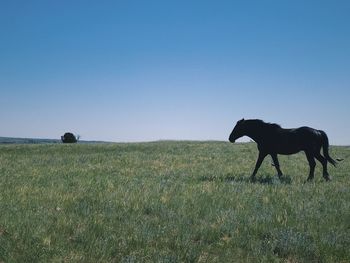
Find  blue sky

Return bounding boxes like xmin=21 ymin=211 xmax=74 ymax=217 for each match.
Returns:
xmin=1 ymin=1 xmax=349 ymax=144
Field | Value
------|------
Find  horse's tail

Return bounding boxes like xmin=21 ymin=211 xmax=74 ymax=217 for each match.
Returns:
xmin=320 ymin=130 xmax=337 ymax=166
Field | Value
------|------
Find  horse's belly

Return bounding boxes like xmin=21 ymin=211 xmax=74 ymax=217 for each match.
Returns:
xmin=277 ymin=148 xmax=301 ymax=155
xmin=275 ymin=142 xmax=302 ymax=155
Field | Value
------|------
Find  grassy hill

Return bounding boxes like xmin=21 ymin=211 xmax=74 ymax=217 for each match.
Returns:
xmin=0 ymin=137 xmax=108 ymax=144
xmin=0 ymin=141 xmax=349 ymax=262
xmin=0 ymin=137 xmax=61 ymax=144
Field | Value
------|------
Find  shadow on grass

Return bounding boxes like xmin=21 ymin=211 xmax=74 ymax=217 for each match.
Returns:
xmin=199 ymin=173 xmax=292 ymax=185
xmin=254 ymin=175 xmax=292 ymax=185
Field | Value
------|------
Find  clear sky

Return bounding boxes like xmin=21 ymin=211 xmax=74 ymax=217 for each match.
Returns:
xmin=1 ymin=1 xmax=349 ymax=144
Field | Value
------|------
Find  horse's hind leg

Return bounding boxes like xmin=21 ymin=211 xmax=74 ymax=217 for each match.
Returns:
xmin=271 ymin=153 xmax=283 ymax=178
xmin=305 ymin=151 xmax=316 ymax=181
xmin=315 ymin=153 xmax=330 ymax=181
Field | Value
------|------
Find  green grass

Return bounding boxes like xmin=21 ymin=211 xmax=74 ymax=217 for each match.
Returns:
xmin=0 ymin=141 xmax=349 ymax=262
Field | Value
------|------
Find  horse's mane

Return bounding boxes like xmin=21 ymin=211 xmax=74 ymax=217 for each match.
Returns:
xmin=248 ymin=119 xmax=282 ymax=130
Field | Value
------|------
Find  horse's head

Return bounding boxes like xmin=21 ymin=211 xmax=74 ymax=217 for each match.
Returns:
xmin=229 ymin=118 xmax=245 ymax=143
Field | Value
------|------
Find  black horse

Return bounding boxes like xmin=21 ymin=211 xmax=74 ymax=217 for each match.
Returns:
xmin=229 ymin=119 xmax=337 ymax=182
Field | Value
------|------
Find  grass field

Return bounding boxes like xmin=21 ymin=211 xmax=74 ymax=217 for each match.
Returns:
xmin=0 ymin=141 xmax=349 ymax=262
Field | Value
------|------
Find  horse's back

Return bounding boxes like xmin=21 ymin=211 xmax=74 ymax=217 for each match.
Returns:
xmin=294 ymin=126 xmax=323 ymax=139
xmin=270 ymin=126 xmax=322 ymax=154
xmin=289 ymin=126 xmax=323 ymax=149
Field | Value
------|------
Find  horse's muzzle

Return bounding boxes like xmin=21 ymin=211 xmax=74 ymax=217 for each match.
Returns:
xmin=229 ymin=137 xmax=235 ymax=143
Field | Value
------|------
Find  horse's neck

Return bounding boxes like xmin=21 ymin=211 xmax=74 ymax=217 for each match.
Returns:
xmin=245 ymin=124 xmax=264 ymax=143
xmin=246 ymin=131 xmax=261 ymax=143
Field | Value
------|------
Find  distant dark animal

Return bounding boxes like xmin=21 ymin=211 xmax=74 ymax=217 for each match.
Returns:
xmin=229 ymin=119 xmax=338 ymax=182
xmin=61 ymin=132 xmax=78 ymax=143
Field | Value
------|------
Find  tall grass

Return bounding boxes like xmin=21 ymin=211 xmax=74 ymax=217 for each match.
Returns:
xmin=0 ymin=142 xmax=349 ymax=262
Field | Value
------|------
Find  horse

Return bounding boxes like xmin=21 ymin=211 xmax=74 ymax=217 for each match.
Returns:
xmin=229 ymin=119 xmax=338 ymax=182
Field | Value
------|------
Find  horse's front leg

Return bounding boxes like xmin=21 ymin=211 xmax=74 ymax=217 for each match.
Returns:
xmin=271 ymin=153 xmax=283 ymax=178
xmin=251 ymin=151 xmax=267 ymax=182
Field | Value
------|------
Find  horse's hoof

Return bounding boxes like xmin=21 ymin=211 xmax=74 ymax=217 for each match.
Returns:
xmin=324 ymin=176 xmax=332 ymax=182
xmin=305 ymin=177 xmax=313 ymax=183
